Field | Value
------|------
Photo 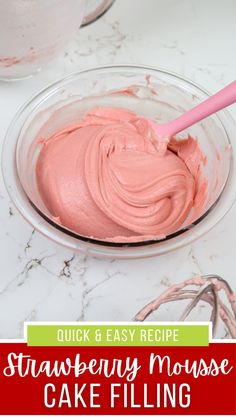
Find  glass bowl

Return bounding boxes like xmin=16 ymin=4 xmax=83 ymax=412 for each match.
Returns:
xmin=2 ymin=65 xmax=236 ymax=258
xmin=0 ymin=0 xmax=86 ymax=80
xmin=82 ymin=0 xmax=115 ymax=26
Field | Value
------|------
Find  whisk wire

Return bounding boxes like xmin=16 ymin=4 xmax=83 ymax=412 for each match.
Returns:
xmin=134 ymin=274 xmax=236 ymax=338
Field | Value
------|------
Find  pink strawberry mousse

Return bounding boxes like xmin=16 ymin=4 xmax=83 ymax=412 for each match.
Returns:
xmin=36 ymin=107 xmax=207 ymax=242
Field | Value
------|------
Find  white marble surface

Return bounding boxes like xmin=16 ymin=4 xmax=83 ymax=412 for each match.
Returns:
xmin=0 ymin=0 xmax=236 ymax=338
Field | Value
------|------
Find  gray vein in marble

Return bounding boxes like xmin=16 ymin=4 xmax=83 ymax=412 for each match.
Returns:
xmin=8 ymin=206 xmax=14 ymax=217
xmin=162 ymin=41 xmax=186 ymax=56
xmin=0 ymin=254 xmax=55 ymax=295
xmin=24 ymin=229 xmax=35 ymax=253
xmin=85 ymin=270 xmax=127 ymax=296
xmin=160 ymin=276 xmax=172 ymax=287
xmin=65 ymin=18 xmax=132 ymax=64
xmin=75 ymin=256 xmax=89 ymax=321
xmin=59 ymin=254 xmax=76 ymax=279
xmin=188 ymin=245 xmax=203 ymax=275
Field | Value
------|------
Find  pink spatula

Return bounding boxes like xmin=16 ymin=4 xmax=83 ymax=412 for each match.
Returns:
xmin=150 ymin=81 xmax=236 ymax=152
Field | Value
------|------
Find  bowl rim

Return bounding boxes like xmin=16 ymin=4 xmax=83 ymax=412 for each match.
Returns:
xmin=2 ymin=64 xmax=236 ymax=258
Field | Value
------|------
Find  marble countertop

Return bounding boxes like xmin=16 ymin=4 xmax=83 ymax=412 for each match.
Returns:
xmin=1 ymin=0 xmax=236 ymax=338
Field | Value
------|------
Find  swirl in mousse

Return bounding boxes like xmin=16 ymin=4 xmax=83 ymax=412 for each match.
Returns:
xmin=36 ymin=107 xmax=207 ymax=243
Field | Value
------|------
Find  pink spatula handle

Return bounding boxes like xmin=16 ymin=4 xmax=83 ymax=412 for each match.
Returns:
xmin=158 ymin=81 xmax=236 ymax=138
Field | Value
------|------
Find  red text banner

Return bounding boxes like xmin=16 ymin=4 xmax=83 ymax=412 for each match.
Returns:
xmin=0 ymin=342 xmax=235 ymax=415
